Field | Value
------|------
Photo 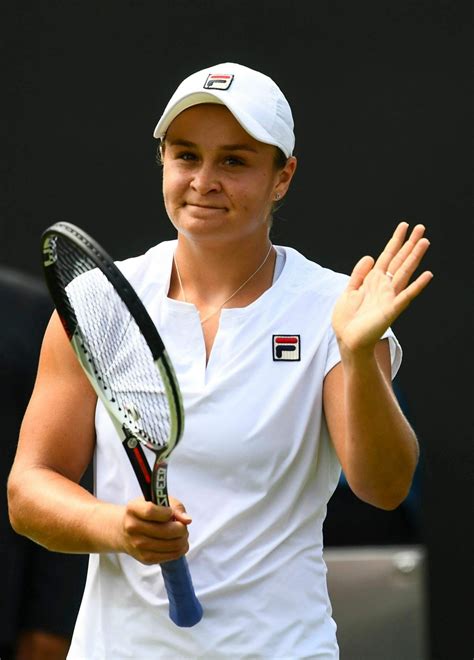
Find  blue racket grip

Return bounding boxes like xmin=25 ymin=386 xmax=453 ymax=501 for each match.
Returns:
xmin=160 ymin=556 xmax=203 ymax=627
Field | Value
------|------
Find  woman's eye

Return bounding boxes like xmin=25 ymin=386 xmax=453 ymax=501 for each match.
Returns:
xmin=177 ymin=152 xmax=196 ymax=161
xmin=224 ymin=156 xmax=244 ymax=166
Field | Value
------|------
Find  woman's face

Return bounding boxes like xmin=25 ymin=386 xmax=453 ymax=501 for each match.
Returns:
xmin=161 ymin=104 xmax=296 ymax=246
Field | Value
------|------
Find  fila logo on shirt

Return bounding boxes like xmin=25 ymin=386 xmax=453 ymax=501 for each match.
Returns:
xmin=203 ymin=73 xmax=234 ymax=90
xmin=273 ymin=335 xmax=301 ymax=361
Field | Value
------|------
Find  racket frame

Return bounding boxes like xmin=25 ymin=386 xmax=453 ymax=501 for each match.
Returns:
xmin=43 ymin=223 xmax=184 ymax=455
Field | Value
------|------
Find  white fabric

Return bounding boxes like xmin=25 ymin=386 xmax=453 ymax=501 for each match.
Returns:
xmin=273 ymin=245 xmax=286 ymax=282
xmin=68 ymin=241 xmax=401 ymax=660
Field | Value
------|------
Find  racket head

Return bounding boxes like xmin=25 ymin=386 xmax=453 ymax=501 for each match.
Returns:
xmin=41 ymin=221 xmax=184 ymax=457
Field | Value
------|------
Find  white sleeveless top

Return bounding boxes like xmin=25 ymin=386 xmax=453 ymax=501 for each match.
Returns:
xmin=68 ymin=241 xmax=401 ymax=660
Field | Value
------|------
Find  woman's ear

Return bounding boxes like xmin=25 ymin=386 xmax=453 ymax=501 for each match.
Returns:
xmin=274 ymin=156 xmax=297 ymax=200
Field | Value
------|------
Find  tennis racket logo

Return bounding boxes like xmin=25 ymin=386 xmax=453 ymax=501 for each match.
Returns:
xmin=42 ymin=235 xmax=58 ymax=267
xmin=153 ymin=464 xmax=169 ymax=506
xmin=272 ymin=335 xmax=301 ymax=361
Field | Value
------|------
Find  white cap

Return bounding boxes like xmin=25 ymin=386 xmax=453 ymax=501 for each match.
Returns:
xmin=153 ymin=62 xmax=295 ymax=158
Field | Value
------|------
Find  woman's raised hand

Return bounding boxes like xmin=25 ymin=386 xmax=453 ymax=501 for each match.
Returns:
xmin=331 ymin=222 xmax=433 ymax=356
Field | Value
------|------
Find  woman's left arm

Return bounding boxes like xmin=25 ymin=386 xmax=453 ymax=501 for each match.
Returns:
xmin=323 ymin=222 xmax=433 ymax=510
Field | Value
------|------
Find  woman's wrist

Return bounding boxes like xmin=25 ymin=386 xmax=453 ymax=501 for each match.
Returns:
xmin=337 ymin=338 xmax=378 ymax=370
xmin=87 ymin=500 xmax=127 ymax=554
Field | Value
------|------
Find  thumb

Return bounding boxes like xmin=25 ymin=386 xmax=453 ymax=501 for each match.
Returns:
xmin=346 ymin=255 xmax=375 ymax=291
xmin=169 ymin=497 xmax=192 ymax=525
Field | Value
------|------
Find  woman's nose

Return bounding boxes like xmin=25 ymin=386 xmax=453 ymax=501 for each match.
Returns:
xmin=190 ymin=163 xmax=221 ymax=194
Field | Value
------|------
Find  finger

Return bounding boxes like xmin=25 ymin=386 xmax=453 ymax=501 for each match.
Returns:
xmin=132 ymin=500 xmax=174 ymax=523
xmin=133 ymin=541 xmax=190 ymax=566
xmin=169 ymin=497 xmax=192 ymax=525
xmin=137 ymin=549 xmax=189 ymax=566
xmin=172 ymin=507 xmax=192 ymax=525
xmin=133 ymin=536 xmax=189 ymax=556
xmin=394 ymin=270 xmax=434 ymax=315
xmin=124 ymin=515 xmax=190 ymax=541
xmin=346 ymin=255 xmax=375 ymax=291
xmin=385 ymin=224 xmax=426 ymax=276
xmin=374 ymin=222 xmax=409 ymax=272
xmin=391 ymin=237 xmax=431 ymax=290
xmin=126 ymin=497 xmax=173 ymax=522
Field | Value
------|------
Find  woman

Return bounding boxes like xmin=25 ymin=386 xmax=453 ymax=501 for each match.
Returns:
xmin=8 ymin=62 xmax=432 ymax=659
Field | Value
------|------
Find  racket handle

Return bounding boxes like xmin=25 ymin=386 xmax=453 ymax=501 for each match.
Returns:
xmin=160 ymin=556 xmax=203 ymax=627
xmin=150 ymin=458 xmax=203 ymax=626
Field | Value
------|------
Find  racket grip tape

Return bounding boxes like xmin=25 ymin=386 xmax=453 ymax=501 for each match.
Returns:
xmin=160 ymin=556 xmax=203 ymax=627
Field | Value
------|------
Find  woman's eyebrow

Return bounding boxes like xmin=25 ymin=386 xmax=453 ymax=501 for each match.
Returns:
xmin=166 ymin=138 xmax=196 ymax=148
xmin=220 ymin=143 xmax=258 ymax=153
xmin=167 ymin=138 xmax=257 ymax=153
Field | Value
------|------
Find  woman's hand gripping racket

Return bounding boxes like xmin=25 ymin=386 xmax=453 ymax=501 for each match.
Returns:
xmin=41 ymin=221 xmax=203 ymax=627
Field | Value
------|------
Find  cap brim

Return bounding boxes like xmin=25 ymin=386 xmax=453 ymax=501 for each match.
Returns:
xmin=152 ymin=91 xmax=284 ymax=155
xmin=153 ymin=92 xmax=226 ymax=139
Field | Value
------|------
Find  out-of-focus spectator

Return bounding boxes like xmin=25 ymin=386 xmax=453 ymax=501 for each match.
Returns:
xmin=1 ymin=266 xmax=89 ymax=660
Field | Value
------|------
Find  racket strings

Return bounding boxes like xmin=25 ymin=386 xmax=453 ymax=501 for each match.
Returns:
xmin=52 ymin=236 xmax=173 ymax=449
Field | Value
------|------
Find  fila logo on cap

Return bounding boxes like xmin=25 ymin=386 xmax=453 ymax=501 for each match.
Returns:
xmin=273 ymin=335 xmax=301 ymax=362
xmin=204 ymin=73 xmax=234 ymax=90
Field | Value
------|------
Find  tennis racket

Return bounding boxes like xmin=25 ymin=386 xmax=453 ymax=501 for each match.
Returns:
xmin=41 ymin=221 xmax=203 ymax=628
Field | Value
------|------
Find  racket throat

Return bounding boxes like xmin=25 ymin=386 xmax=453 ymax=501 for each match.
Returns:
xmin=122 ymin=428 xmax=152 ymax=500
xmin=152 ymin=460 xmax=170 ymax=507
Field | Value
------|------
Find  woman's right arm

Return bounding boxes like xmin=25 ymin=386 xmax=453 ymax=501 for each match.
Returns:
xmin=7 ymin=312 xmax=191 ymax=564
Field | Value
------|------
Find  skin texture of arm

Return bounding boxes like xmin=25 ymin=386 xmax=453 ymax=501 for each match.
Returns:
xmin=323 ymin=340 xmax=418 ymax=510
xmin=323 ymin=223 xmax=432 ymax=510
xmin=7 ymin=312 xmax=191 ymax=564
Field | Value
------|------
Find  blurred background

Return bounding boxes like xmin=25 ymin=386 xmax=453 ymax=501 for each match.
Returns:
xmin=1 ymin=1 xmax=471 ymax=658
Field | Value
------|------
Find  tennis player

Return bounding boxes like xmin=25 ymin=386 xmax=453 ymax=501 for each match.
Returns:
xmin=8 ymin=62 xmax=433 ymax=658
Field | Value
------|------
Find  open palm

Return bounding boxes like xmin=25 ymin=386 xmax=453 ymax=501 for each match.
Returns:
xmin=332 ymin=222 xmax=433 ymax=354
